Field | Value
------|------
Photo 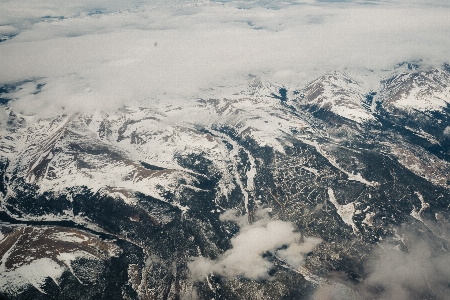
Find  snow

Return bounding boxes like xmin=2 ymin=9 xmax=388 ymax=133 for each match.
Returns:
xmin=0 ymin=249 xmax=102 ymax=296
xmin=384 ymin=141 xmax=450 ymax=188
xmin=0 ymin=66 xmax=447 ymax=229
xmin=382 ymin=69 xmax=450 ymax=112
xmin=394 ymin=93 xmax=449 ymax=111
xmin=301 ymin=71 xmax=376 ymax=124
xmin=0 ymin=85 xmax=384 ymax=224
xmin=328 ymin=188 xmax=358 ymax=234
xmin=0 ymin=258 xmax=65 ymax=295
xmin=362 ymin=212 xmax=375 ymax=227
xmin=303 ymin=140 xmax=378 ymax=187
xmin=49 ymin=232 xmax=88 ymax=243
xmin=211 ymin=129 xmax=257 ymax=215
xmin=331 ymin=105 xmax=375 ymax=123
xmin=410 ymin=191 xmax=430 ymax=223
xmin=404 ymin=126 xmax=440 ymax=145
xmin=301 ymin=166 xmax=319 ymax=176
xmin=57 ymin=251 xmax=93 ymax=284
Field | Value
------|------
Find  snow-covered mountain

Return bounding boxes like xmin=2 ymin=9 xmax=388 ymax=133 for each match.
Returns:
xmin=0 ymin=64 xmax=450 ymax=299
xmin=381 ymin=66 xmax=450 ymax=113
xmin=297 ymin=71 xmax=376 ymax=123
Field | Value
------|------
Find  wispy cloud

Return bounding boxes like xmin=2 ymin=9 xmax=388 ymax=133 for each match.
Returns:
xmin=188 ymin=209 xmax=321 ymax=280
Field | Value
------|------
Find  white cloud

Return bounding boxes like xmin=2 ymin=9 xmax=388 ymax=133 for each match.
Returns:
xmin=0 ymin=0 xmax=449 ymax=117
xmin=188 ymin=209 xmax=321 ymax=280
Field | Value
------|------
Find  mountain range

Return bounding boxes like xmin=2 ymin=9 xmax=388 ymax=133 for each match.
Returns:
xmin=0 ymin=62 xmax=449 ymax=299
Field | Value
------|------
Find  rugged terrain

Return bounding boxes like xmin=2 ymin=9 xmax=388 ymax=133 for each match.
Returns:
xmin=0 ymin=62 xmax=450 ymax=299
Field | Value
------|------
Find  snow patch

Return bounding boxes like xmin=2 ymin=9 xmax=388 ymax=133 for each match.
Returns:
xmin=362 ymin=212 xmax=376 ymax=227
xmin=328 ymin=188 xmax=358 ymax=234
xmin=0 ymin=258 xmax=65 ymax=296
xmin=304 ymin=140 xmax=378 ymax=187
xmin=410 ymin=191 xmax=430 ymax=222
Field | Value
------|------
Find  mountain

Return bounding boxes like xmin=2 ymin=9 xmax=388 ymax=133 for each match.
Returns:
xmin=296 ymin=71 xmax=376 ymax=123
xmin=381 ymin=65 xmax=450 ymax=113
xmin=0 ymin=64 xmax=449 ymax=299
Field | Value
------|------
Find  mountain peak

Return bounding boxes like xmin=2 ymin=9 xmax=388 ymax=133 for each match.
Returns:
xmin=381 ymin=67 xmax=450 ymax=112
xmin=298 ymin=71 xmax=376 ymax=123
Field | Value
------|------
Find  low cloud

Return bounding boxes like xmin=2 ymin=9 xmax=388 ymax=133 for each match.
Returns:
xmin=364 ymin=232 xmax=450 ymax=300
xmin=309 ymin=223 xmax=450 ymax=300
xmin=188 ymin=209 xmax=321 ymax=281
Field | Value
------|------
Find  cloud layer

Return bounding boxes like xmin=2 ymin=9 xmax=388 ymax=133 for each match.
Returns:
xmin=0 ymin=0 xmax=449 ymax=117
xmin=188 ymin=209 xmax=321 ymax=280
